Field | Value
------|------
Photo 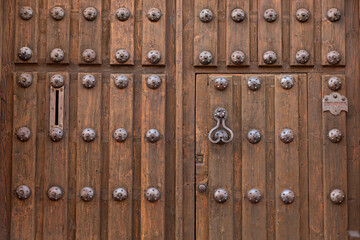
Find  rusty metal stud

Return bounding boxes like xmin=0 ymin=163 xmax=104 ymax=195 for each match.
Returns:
xmin=296 ymin=8 xmax=310 ymax=22
xmin=145 ymin=187 xmax=161 ymax=202
xmin=113 ymin=128 xmax=128 ymax=142
xmin=295 ymin=50 xmax=310 ymax=64
xmin=247 ymin=129 xmax=261 ymax=144
xmin=81 ymin=128 xmax=96 ymax=142
xmin=214 ymin=188 xmax=228 ymax=203
xmin=146 ymin=75 xmax=162 ymax=89
xmin=16 ymin=127 xmax=31 ymax=142
xmin=280 ymin=128 xmax=294 ymax=143
xmin=83 ymin=7 xmax=97 ymax=21
xmin=80 ymin=187 xmax=94 ymax=202
xmin=147 ymin=8 xmax=162 ymax=22
xmin=19 ymin=6 xmax=33 ymax=20
xmin=50 ymin=6 xmax=65 ymax=21
xmin=49 ymin=127 xmax=64 ymax=142
xmin=198 ymin=183 xmax=207 ymax=193
xmin=114 ymin=75 xmax=129 ymax=89
xmin=327 ymin=76 xmax=342 ymax=91
xmin=18 ymin=47 xmax=33 ymax=61
xmin=263 ymin=8 xmax=277 ymax=22
xmin=116 ymin=7 xmax=131 ymax=21
xmin=247 ymin=189 xmax=262 ymax=203
xmin=214 ymin=77 xmax=228 ymax=91
xmin=15 ymin=185 xmax=31 ymax=200
xmin=199 ymin=9 xmax=214 ymax=23
xmin=280 ymin=76 xmax=295 ymax=90
xmin=327 ymin=51 xmax=341 ymax=65
xmin=280 ymin=189 xmax=295 ymax=204
xmin=247 ymin=77 xmax=261 ymax=91
xmin=147 ymin=50 xmax=161 ymax=64
xmin=263 ymin=50 xmax=277 ymax=64
xmin=17 ymin=73 xmax=33 ymax=88
xmin=214 ymin=130 xmax=229 ymax=142
xmin=327 ymin=8 xmax=341 ymax=22
xmin=82 ymin=49 xmax=96 ymax=63
xmin=328 ymin=129 xmax=343 ymax=143
xmin=330 ymin=189 xmax=345 ymax=204
xmin=145 ymin=129 xmax=160 ymax=143
xmin=50 ymin=74 xmax=64 ymax=88
xmin=115 ymin=49 xmax=130 ymax=63
xmin=231 ymin=8 xmax=246 ymax=23
xmin=112 ymin=188 xmax=128 ymax=201
xmin=82 ymin=74 xmax=96 ymax=88
xmin=199 ymin=51 xmax=213 ymax=65
xmin=50 ymin=48 xmax=65 ymax=63
xmin=47 ymin=186 xmax=64 ymax=201
xmin=231 ymin=50 xmax=245 ymax=65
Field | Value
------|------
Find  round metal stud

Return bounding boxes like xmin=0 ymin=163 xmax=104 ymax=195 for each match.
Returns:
xmin=83 ymin=7 xmax=97 ymax=21
xmin=115 ymin=49 xmax=130 ymax=63
xmin=247 ymin=129 xmax=261 ymax=144
xmin=327 ymin=51 xmax=341 ymax=65
xmin=214 ymin=130 xmax=229 ymax=142
xmin=330 ymin=189 xmax=345 ymax=204
xmin=47 ymin=186 xmax=64 ymax=201
xmin=82 ymin=49 xmax=96 ymax=63
xmin=15 ymin=185 xmax=31 ymax=200
xmin=49 ymin=127 xmax=64 ymax=142
xmin=50 ymin=48 xmax=65 ymax=63
xmin=145 ymin=187 xmax=161 ymax=202
xmin=114 ymin=75 xmax=129 ymax=89
xmin=17 ymin=73 xmax=33 ymax=88
xmin=113 ymin=128 xmax=128 ymax=142
xmin=147 ymin=8 xmax=162 ymax=22
xmin=82 ymin=74 xmax=96 ymax=88
xmin=280 ymin=189 xmax=295 ymax=204
xmin=263 ymin=51 xmax=277 ymax=64
xmin=247 ymin=189 xmax=262 ymax=203
xmin=116 ymin=7 xmax=131 ymax=21
xmin=50 ymin=74 xmax=64 ymax=88
xmin=231 ymin=8 xmax=246 ymax=23
xmin=50 ymin=6 xmax=65 ymax=21
xmin=145 ymin=129 xmax=160 ymax=143
xmin=213 ymin=188 xmax=228 ymax=203
xmin=18 ymin=47 xmax=33 ymax=61
xmin=198 ymin=184 xmax=207 ymax=193
xmin=16 ymin=127 xmax=31 ymax=142
xmin=146 ymin=75 xmax=162 ymax=89
xmin=280 ymin=128 xmax=294 ymax=143
xmin=327 ymin=76 xmax=342 ymax=91
xmin=147 ymin=50 xmax=161 ymax=64
xmin=280 ymin=76 xmax=295 ymax=90
xmin=327 ymin=8 xmax=341 ymax=22
xmin=328 ymin=129 xmax=343 ymax=143
xmin=295 ymin=49 xmax=310 ymax=64
xmin=214 ymin=77 xmax=228 ymax=91
xmin=199 ymin=51 xmax=213 ymax=65
xmin=112 ymin=188 xmax=128 ymax=201
xmin=80 ymin=187 xmax=94 ymax=202
xmin=296 ymin=8 xmax=310 ymax=22
xmin=263 ymin=8 xmax=277 ymax=22
xmin=19 ymin=6 xmax=33 ymax=20
xmin=247 ymin=77 xmax=261 ymax=91
xmin=81 ymin=128 xmax=96 ymax=142
xmin=231 ymin=50 xmax=246 ymax=65
xmin=199 ymin=9 xmax=214 ymax=23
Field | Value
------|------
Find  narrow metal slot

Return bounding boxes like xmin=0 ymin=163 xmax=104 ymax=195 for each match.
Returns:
xmin=55 ymin=90 xmax=59 ymax=126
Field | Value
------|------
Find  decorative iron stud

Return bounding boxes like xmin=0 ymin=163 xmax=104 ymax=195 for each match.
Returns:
xmin=147 ymin=50 xmax=161 ymax=64
xmin=247 ymin=129 xmax=261 ymax=144
xmin=15 ymin=185 xmax=31 ymax=200
xmin=113 ymin=128 xmax=128 ymax=142
xmin=280 ymin=76 xmax=295 ymax=90
xmin=263 ymin=51 xmax=277 ymax=64
xmin=114 ymin=75 xmax=129 ymax=89
xmin=295 ymin=50 xmax=310 ymax=64
xmin=231 ymin=50 xmax=246 ymax=65
xmin=145 ymin=187 xmax=161 ymax=202
xmin=280 ymin=189 xmax=295 ymax=204
xmin=50 ymin=6 xmax=65 ymax=20
xmin=145 ymin=129 xmax=160 ymax=143
xmin=328 ymin=129 xmax=343 ymax=143
xmin=327 ymin=77 xmax=342 ymax=91
xmin=81 ymin=128 xmax=96 ymax=142
xmin=147 ymin=8 xmax=162 ymax=22
xmin=50 ymin=74 xmax=64 ymax=88
xmin=113 ymin=188 xmax=128 ymax=201
xmin=83 ymin=7 xmax=97 ymax=21
xmin=214 ymin=188 xmax=228 ymax=203
xmin=231 ymin=8 xmax=246 ymax=23
xmin=47 ymin=186 xmax=64 ymax=201
xmin=327 ymin=51 xmax=341 ymax=65
xmin=19 ymin=6 xmax=33 ymax=20
xmin=199 ymin=9 xmax=214 ymax=23
xmin=49 ymin=127 xmax=64 ymax=142
xmin=263 ymin=8 xmax=277 ymax=22
xmin=199 ymin=51 xmax=213 ymax=65
xmin=16 ymin=127 xmax=31 ymax=142
xmin=327 ymin=8 xmax=341 ymax=22
xmin=115 ymin=49 xmax=130 ymax=63
xmin=82 ymin=49 xmax=96 ymax=63
xmin=330 ymin=189 xmax=345 ymax=204
xmin=247 ymin=189 xmax=262 ymax=203
xmin=18 ymin=47 xmax=33 ymax=61
xmin=50 ymin=48 xmax=65 ymax=63
xmin=17 ymin=73 xmax=33 ymax=88
xmin=280 ymin=128 xmax=294 ymax=143
xmin=198 ymin=184 xmax=207 ymax=193
xmin=214 ymin=77 xmax=228 ymax=91
xmin=80 ymin=187 xmax=94 ymax=202
xmin=146 ymin=75 xmax=162 ymax=89
xmin=82 ymin=74 xmax=96 ymax=89
xmin=247 ymin=77 xmax=261 ymax=91
xmin=116 ymin=7 xmax=131 ymax=21
xmin=296 ymin=8 xmax=310 ymax=22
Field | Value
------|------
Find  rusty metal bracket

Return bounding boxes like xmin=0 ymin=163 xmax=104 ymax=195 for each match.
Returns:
xmin=322 ymin=93 xmax=348 ymax=116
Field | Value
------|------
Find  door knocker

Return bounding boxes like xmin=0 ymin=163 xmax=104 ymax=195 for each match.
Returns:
xmin=208 ymin=108 xmax=234 ymax=144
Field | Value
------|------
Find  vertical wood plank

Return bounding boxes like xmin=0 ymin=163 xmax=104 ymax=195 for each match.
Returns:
xmin=79 ymin=0 xmax=102 ymax=64
xmin=11 ymin=72 xmax=37 ymax=240
xmin=226 ymin=0 xmax=250 ymax=66
xmin=193 ymin=0 xmax=218 ymax=66
xmin=108 ymin=74 xmax=134 ymax=240
xmin=76 ymin=73 xmax=102 ymax=240
xmin=14 ymin=0 xmax=39 ymax=63
xmin=290 ymin=0 xmax=314 ymax=66
xmin=110 ymin=0 xmax=135 ymax=65
xmin=322 ymin=75 xmax=348 ymax=240
xmin=142 ymin=0 xmax=166 ymax=65
xmin=258 ymin=0 xmax=282 ymax=66
xmin=275 ymin=74 xmax=300 ymax=240
xmin=141 ymin=74 xmax=166 ymax=240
